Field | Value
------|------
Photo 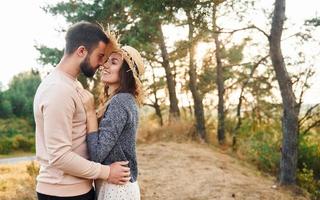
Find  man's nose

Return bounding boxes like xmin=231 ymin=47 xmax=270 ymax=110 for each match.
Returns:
xmin=98 ymin=60 xmax=104 ymax=66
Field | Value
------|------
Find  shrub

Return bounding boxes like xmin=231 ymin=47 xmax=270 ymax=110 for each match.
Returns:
xmin=0 ymin=137 xmax=13 ymax=154
xmin=12 ymin=134 xmax=34 ymax=151
xmin=297 ymin=163 xmax=320 ymax=200
xmin=298 ymin=134 xmax=320 ymax=179
xmin=250 ymin=136 xmax=280 ymax=174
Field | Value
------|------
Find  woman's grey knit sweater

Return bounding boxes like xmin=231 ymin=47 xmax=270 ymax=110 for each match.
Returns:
xmin=86 ymin=93 xmax=139 ymax=182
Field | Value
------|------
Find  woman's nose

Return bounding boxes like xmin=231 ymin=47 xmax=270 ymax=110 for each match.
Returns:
xmin=102 ymin=63 xmax=109 ymax=69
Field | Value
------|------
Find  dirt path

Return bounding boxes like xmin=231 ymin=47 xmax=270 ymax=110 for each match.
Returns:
xmin=137 ymin=142 xmax=308 ymax=200
xmin=0 ymin=156 xmax=35 ymax=164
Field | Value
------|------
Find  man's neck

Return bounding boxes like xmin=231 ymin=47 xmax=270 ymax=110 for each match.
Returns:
xmin=56 ymin=55 xmax=80 ymax=79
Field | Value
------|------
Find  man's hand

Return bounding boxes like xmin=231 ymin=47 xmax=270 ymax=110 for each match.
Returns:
xmin=107 ymin=161 xmax=131 ymax=185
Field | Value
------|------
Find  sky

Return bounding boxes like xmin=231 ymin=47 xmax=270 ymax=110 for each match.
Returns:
xmin=0 ymin=0 xmax=319 ymax=104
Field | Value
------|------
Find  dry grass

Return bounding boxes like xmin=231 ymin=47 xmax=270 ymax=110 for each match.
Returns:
xmin=137 ymin=118 xmax=197 ymax=144
xmin=0 ymin=161 xmax=38 ymax=200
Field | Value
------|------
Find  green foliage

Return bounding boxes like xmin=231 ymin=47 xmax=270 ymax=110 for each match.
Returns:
xmin=305 ymin=17 xmax=320 ymax=26
xmin=0 ymin=99 xmax=13 ymax=118
xmin=0 ymin=118 xmax=35 ymax=154
xmin=236 ymin=119 xmax=320 ymax=197
xmin=249 ymin=130 xmax=281 ymax=174
xmin=222 ymin=39 xmax=247 ymax=65
xmin=298 ymin=134 xmax=320 ymax=179
xmin=297 ymin=164 xmax=320 ymax=199
xmin=198 ymin=52 xmax=216 ymax=96
xmin=35 ymin=45 xmax=63 ymax=67
xmin=1 ymin=71 xmax=41 ymax=120
xmin=0 ymin=137 xmax=13 ymax=154
xmin=12 ymin=134 xmax=35 ymax=152
xmin=0 ymin=118 xmax=34 ymax=137
xmin=235 ymin=119 xmax=281 ymax=174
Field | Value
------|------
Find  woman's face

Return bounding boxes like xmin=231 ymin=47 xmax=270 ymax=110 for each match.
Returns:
xmin=101 ymin=52 xmax=123 ymax=85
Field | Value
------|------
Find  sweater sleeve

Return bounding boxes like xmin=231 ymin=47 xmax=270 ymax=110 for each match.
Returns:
xmin=42 ymin=85 xmax=110 ymax=180
xmin=86 ymin=94 xmax=129 ymax=163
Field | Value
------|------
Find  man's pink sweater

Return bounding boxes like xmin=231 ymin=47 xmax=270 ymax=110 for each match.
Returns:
xmin=33 ymin=68 xmax=109 ymax=197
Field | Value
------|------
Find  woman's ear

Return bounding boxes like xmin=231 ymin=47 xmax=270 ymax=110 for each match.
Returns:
xmin=76 ymin=46 xmax=88 ymax=58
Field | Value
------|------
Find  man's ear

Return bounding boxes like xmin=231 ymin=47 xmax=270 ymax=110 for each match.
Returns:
xmin=76 ymin=46 xmax=88 ymax=58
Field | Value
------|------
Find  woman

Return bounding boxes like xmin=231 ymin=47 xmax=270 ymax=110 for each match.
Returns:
xmin=79 ymin=44 xmax=144 ymax=200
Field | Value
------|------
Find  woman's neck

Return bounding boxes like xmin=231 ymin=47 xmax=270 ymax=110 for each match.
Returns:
xmin=108 ymin=84 xmax=119 ymax=97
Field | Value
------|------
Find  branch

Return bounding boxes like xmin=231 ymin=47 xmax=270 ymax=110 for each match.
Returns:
xmin=299 ymin=103 xmax=320 ymax=125
xmin=216 ymin=26 xmax=256 ymax=34
xmin=216 ymin=25 xmax=270 ymax=39
xmin=251 ymin=25 xmax=270 ymax=39
xmin=143 ymin=103 xmax=156 ymax=108
xmin=302 ymin=119 xmax=320 ymax=135
xmin=297 ymin=68 xmax=314 ymax=109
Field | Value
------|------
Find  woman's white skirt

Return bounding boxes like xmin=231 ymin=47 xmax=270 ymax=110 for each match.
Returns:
xmin=95 ymin=179 xmax=140 ymax=200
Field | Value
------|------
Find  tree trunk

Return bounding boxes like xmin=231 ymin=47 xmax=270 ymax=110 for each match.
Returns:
xmin=233 ymin=56 xmax=267 ymax=149
xmin=213 ymin=4 xmax=225 ymax=144
xmin=154 ymin=99 xmax=163 ymax=126
xmin=157 ymin=22 xmax=180 ymax=121
xmin=186 ymin=11 xmax=207 ymax=141
xmin=270 ymin=0 xmax=299 ymax=185
xmin=151 ymin=67 xmax=164 ymax=126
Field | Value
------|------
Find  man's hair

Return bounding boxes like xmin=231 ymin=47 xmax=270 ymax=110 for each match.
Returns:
xmin=65 ymin=21 xmax=109 ymax=55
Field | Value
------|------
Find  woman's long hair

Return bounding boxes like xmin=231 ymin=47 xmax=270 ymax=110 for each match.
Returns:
xmin=97 ymin=60 xmax=143 ymax=118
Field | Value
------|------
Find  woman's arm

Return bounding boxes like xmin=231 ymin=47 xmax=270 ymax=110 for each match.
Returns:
xmin=79 ymin=90 xmax=129 ymax=163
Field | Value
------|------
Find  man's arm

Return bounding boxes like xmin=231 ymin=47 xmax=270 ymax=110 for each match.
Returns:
xmin=42 ymin=85 xmax=110 ymax=180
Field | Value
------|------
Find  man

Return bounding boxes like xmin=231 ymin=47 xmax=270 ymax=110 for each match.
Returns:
xmin=34 ymin=21 xmax=130 ymax=200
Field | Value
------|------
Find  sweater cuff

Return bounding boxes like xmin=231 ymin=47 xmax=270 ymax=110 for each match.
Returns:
xmin=98 ymin=164 xmax=110 ymax=180
xmin=87 ymin=131 xmax=98 ymax=136
xmin=86 ymin=131 xmax=98 ymax=143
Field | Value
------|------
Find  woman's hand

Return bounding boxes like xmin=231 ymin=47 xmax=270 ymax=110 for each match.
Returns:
xmin=78 ymin=89 xmax=98 ymax=133
xmin=79 ymin=89 xmax=95 ymax=113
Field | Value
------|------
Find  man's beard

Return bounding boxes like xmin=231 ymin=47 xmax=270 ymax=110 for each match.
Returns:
xmin=80 ymin=55 xmax=97 ymax=77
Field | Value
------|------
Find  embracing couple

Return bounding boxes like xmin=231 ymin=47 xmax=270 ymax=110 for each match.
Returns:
xmin=33 ymin=21 xmax=143 ymax=200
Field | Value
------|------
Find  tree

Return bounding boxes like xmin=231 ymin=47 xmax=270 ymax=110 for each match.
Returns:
xmin=212 ymin=1 xmax=225 ymax=144
xmin=183 ymin=1 xmax=209 ymax=141
xmin=6 ymin=70 xmax=41 ymax=121
xmin=0 ymin=94 xmax=13 ymax=118
xmin=269 ymin=0 xmax=299 ymax=185
xmin=157 ymin=21 xmax=181 ymax=120
xmin=144 ymin=64 xmax=166 ymax=126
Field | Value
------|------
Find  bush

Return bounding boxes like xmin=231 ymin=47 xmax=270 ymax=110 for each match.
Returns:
xmin=12 ymin=134 xmax=34 ymax=151
xmin=298 ymin=134 xmax=320 ymax=179
xmin=297 ymin=134 xmax=320 ymax=199
xmin=0 ymin=137 xmax=13 ymax=154
xmin=297 ymin=164 xmax=320 ymax=200
xmin=250 ymin=136 xmax=280 ymax=174
xmin=0 ymin=118 xmax=33 ymax=137
xmin=237 ymin=127 xmax=281 ymax=175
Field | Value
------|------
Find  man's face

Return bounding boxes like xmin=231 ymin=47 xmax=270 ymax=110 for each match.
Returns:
xmin=80 ymin=41 xmax=106 ymax=77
